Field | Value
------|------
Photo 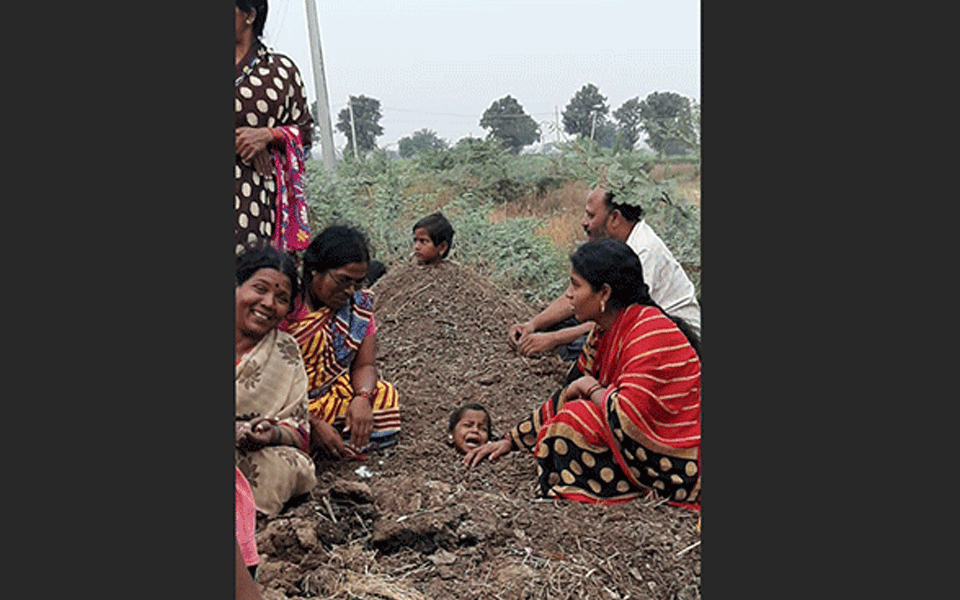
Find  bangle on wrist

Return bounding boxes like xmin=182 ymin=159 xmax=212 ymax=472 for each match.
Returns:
xmin=354 ymin=389 xmax=373 ymax=402
xmin=273 ymin=425 xmax=284 ymax=445
xmin=586 ymin=384 xmax=604 ymax=399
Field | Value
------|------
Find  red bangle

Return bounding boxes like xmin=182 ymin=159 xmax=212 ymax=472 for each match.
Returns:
xmin=354 ymin=389 xmax=373 ymax=402
xmin=270 ymin=127 xmax=284 ymax=142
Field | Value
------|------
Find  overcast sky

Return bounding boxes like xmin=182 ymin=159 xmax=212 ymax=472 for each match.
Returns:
xmin=260 ymin=0 xmax=700 ymax=154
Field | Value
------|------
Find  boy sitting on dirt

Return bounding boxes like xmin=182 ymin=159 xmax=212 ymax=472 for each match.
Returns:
xmin=412 ymin=212 xmax=455 ymax=265
xmin=447 ymin=403 xmax=492 ymax=454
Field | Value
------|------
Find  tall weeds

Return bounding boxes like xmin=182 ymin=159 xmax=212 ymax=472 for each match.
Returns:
xmin=302 ymin=142 xmax=701 ymax=306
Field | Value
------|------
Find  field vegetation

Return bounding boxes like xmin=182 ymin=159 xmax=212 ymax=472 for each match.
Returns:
xmin=275 ymin=140 xmax=704 ymax=600
xmin=303 ymin=138 xmax=701 ymax=307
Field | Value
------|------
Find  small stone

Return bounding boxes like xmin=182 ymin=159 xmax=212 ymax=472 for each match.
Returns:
xmin=429 ymin=549 xmax=458 ymax=565
xmin=437 ymin=565 xmax=458 ymax=580
xmin=330 ymin=479 xmax=374 ymax=503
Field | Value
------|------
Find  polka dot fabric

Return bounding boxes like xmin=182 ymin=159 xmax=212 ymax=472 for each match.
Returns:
xmin=507 ymin=305 xmax=701 ymax=508
xmin=533 ymin=399 xmax=700 ymax=505
xmin=235 ymin=44 xmax=313 ymax=255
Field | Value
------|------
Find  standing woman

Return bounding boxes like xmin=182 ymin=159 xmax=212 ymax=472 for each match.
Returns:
xmin=235 ymin=0 xmax=313 ymax=256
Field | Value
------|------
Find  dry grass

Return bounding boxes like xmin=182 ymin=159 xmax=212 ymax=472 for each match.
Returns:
xmin=649 ymin=162 xmax=698 ymax=182
xmin=651 ymin=161 xmax=701 ymax=207
xmin=535 ymin=212 xmax=582 ymax=255
xmin=295 ymin=542 xmax=432 ymax=600
xmin=402 ymin=179 xmax=459 ymax=212
xmin=487 ymin=180 xmax=589 ymax=253
xmin=411 ymin=161 xmax=702 ymax=252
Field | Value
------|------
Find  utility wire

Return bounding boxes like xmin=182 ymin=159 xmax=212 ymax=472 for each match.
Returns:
xmin=379 ymin=106 xmax=556 ymax=119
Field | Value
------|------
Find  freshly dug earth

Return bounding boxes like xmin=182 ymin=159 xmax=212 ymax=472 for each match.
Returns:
xmin=253 ymin=260 xmax=701 ymax=600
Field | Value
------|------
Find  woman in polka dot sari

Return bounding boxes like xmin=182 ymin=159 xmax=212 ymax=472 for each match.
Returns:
xmin=464 ymin=239 xmax=702 ymax=509
xmin=235 ymin=0 xmax=313 ymax=256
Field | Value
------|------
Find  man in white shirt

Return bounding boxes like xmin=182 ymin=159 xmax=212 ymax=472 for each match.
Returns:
xmin=509 ymin=187 xmax=700 ymax=357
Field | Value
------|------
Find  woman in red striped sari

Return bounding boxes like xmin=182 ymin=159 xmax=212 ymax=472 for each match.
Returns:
xmin=465 ymin=238 xmax=701 ymax=508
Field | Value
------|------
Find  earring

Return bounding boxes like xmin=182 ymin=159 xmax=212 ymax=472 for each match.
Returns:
xmin=246 ymin=19 xmax=253 ymax=25
xmin=600 ymin=299 xmax=606 ymax=314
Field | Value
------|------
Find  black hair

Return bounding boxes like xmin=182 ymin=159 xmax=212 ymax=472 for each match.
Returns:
xmin=448 ymin=403 xmax=493 ymax=436
xmin=413 ymin=212 xmax=455 ymax=258
xmin=570 ymin=238 xmax=700 ymax=356
xmin=571 ymin=238 xmax=650 ymax=309
xmin=302 ymin=224 xmax=371 ymax=301
xmin=602 ymin=190 xmax=645 ymax=223
xmin=235 ymin=243 xmax=300 ymax=314
xmin=235 ymin=0 xmax=268 ymax=39
xmin=366 ymin=260 xmax=388 ymax=287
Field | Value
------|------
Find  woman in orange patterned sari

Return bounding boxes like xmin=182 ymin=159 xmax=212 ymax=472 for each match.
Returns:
xmin=281 ymin=225 xmax=400 ymax=459
xmin=465 ymin=238 xmax=701 ymax=509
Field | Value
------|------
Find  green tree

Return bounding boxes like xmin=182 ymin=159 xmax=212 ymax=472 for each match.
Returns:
xmin=398 ymin=128 xmax=448 ymax=158
xmin=637 ymin=91 xmax=696 ymax=157
xmin=594 ymin=118 xmax=618 ymax=149
xmin=479 ymin=95 xmax=540 ymax=154
xmin=336 ymin=95 xmax=384 ymax=157
xmin=612 ymin=97 xmax=642 ymax=151
xmin=561 ymin=83 xmax=609 ymax=139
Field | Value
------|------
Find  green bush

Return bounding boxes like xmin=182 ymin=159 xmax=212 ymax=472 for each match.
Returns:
xmin=301 ymin=141 xmax=699 ymax=305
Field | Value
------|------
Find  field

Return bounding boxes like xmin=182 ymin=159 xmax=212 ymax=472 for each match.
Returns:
xmin=302 ymin=140 xmax=701 ymax=305
xmin=251 ymin=143 xmax=702 ymax=600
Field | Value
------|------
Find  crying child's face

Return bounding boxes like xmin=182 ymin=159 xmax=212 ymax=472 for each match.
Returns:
xmin=451 ymin=409 xmax=490 ymax=453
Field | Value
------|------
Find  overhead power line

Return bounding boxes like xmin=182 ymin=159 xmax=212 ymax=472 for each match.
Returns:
xmin=378 ymin=106 xmax=555 ymax=119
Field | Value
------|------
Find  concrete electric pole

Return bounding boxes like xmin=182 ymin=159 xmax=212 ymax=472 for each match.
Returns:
xmin=304 ymin=0 xmax=336 ymax=170
xmin=347 ymin=97 xmax=359 ymax=161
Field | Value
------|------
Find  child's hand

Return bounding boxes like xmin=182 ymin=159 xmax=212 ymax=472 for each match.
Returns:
xmin=462 ymin=438 xmax=513 ymax=468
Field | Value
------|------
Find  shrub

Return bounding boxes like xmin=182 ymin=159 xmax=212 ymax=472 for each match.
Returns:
xmin=300 ymin=141 xmax=700 ymax=305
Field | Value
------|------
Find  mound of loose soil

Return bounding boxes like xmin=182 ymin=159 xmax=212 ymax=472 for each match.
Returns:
xmin=253 ymin=260 xmax=701 ymax=600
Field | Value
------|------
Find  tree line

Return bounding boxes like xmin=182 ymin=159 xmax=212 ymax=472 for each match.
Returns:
xmin=312 ymin=84 xmax=700 ymax=160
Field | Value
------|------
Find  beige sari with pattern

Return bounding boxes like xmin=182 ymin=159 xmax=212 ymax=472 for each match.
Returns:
xmin=236 ymin=328 xmax=317 ymax=516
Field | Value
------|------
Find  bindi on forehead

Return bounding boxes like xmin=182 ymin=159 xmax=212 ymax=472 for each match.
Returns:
xmin=251 ymin=272 xmax=291 ymax=294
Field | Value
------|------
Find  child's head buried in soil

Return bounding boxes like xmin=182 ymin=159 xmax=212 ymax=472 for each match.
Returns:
xmin=412 ymin=212 xmax=454 ymax=266
xmin=447 ymin=403 xmax=492 ymax=454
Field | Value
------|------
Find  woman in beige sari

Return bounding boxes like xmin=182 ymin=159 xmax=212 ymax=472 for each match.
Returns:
xmin=235 ymin=245 xmax=317 ymax=515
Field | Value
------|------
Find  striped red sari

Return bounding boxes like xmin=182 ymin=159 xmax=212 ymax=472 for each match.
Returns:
xmin=509 ymin=304 xmax=701 ymax=509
